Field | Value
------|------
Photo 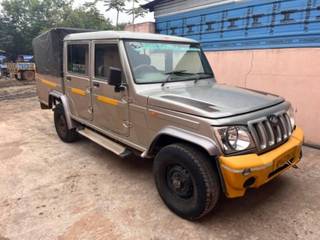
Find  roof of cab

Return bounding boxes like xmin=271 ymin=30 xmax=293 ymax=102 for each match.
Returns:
xmin=64 ymin=31 xmax=198 ymax=43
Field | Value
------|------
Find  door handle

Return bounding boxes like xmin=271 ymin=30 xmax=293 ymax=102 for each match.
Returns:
xmin=93 ymin=82 xmax=100 ymax=88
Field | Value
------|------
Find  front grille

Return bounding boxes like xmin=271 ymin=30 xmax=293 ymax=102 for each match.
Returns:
xmin=248 ymin=112 xmax=293 ymax=153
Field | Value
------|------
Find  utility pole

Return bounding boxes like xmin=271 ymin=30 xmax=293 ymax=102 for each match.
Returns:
xmin=132 ymin=0 xmax=135 ymax=24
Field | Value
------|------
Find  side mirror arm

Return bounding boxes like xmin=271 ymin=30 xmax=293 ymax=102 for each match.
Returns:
xmin=114 ymin=85 xmax=126 ymax=93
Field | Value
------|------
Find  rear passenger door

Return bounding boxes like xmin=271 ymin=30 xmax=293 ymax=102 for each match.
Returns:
xmin=65 ymin=42 xmax=93 ymax=121
xmin=91 ymin=42 xmax=129 ymax=136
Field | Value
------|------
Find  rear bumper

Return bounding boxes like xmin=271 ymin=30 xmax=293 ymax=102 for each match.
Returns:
xmin=219 ymin=127 xmax=304 ymax=198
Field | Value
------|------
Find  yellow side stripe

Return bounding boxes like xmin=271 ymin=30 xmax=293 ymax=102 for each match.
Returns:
xmin=71 ymin=88 xmax=86 ymax=96
xmin=41 ymin=79 xmax=57 ymax=88
xmin=96 ymin=96 xmax=119 ymax=106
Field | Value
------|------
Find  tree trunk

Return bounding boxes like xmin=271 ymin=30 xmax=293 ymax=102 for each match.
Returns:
xmin=116 ymin=10 xmax=119 ymax=28
xmin=132 ymin=0 xmax=135 ymax=24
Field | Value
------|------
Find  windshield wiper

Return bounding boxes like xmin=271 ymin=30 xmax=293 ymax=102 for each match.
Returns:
xmin=194 ymin=72 xmax=214 ymax=83
xmin=162 ymin=70 xmax=189 ymax=86
xmin=165 ymin=70 xmax=187 ymax=75
xmin=161 ymin=71 xmax=214 ymax=86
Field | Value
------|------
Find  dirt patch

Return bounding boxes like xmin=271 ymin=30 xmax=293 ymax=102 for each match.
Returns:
xmin=0 ymin=78 xmax=35 ymax=89
xmin=0 ymin=144 xmax=23 ymax=160
xmin=58 ymin=212 xmax=121 ymax=240
xmin=0 ymin=78 xmax=36 ymax=101
xmin=0 ymin=236 xmax=10 ymax=240
xmin=0 ymin=91 xmax=36 ymax=101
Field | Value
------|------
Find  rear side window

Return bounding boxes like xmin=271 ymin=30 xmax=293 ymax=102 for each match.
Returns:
xmin=67 ymin=44 xmax=89 ymax=75
xmin=94 ymin=44 xmax=122 ymax=80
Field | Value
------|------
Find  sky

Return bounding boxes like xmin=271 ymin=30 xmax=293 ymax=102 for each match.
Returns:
xmin=74 ymin=0 xmax=155 ymax=25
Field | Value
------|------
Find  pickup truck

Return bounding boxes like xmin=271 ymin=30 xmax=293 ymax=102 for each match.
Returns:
xmin=33 ymin=28 xmax=304 ymax=220
xmin=7 ymin=55 xmax=35 ymax=81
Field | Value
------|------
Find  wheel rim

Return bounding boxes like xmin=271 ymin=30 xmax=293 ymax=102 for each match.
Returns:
xmin=57 ymin=114 xmax=67 ymax=137
xmin=166 ymin=165 xmax=194 ymax=199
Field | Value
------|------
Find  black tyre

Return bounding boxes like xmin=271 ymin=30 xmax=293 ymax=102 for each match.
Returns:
xmin=22 ymin=70 xmax=35 ymax=81
xmin=54 ymin=104 xmax=79 ymax=143
xmin=15 ymin=74 xmax=21 ymax=81
xmin=153 ymin=143 xmax=220 ymax=220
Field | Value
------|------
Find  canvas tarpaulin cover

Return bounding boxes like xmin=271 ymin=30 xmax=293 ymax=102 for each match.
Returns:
xmin=32 ymin=28 xmax=93 ymax=77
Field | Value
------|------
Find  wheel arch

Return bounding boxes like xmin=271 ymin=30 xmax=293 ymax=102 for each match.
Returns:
xmin=49 ymin=90 xmax=74 ymax=129
xmin=143 ymin=126 xmax=221 ymax=158
xmin=144 ymin=126 xmax=227 ymax=195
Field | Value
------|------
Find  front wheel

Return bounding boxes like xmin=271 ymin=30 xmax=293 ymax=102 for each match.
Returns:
xmin=54 ymin=104 xmax=79 ymax=143
xmin=153 ymin=143 xmax=220 ymax=220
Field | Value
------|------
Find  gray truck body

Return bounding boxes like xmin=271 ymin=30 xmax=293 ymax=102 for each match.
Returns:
xmin=33 ymin=30 xmax=303 ymax=218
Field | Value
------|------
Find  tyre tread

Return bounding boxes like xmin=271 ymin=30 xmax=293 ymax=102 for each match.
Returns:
xmin=154 ymin=143 xmax=220 ymax=220
xmin=173 ymin=143 xmax=219 ymax=219
xmin=54 ymin=104 xmax=79 ymax=143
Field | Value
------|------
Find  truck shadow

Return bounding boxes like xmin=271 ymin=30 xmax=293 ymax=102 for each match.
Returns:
xmin=77 ymin=137 xmax=154 ymax=173
xmin=77 ymin=137 xmax=294 ymax=224
xmin=200 ymin=175 xmax=291 ymax=223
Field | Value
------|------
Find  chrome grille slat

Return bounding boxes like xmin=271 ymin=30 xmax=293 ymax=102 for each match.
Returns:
xmin=257 ymin=122 xmax=267 ymax=149
xmin=264 ymin=120 xmax=275 ymax=146
xmin=275 ymin=124 xmax=282 ymax=143
xmin=250 ymin=124 xmax=260 ymax=148
xmin=284 ymin=113 xmax=293 ymax=135
xmin=249 ymin=112 xmax=292 ymax=153
xmin=279 ymin=115 xmax=288 ymax=139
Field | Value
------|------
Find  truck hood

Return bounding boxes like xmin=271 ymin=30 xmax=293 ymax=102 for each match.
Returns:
xmin=147 ymin=83 xmax=284 ymax=119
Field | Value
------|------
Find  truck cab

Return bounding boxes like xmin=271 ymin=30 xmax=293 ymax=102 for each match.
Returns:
xmin=33 ymin=29 xmax=304 ymax=220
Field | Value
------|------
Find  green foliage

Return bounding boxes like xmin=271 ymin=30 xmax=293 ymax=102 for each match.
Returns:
xmin=116 ymin=22 xmax=126 ymax=30
xmin=102 ymin=0 xmax=148 ymax=27
xmin=1 ymin=0 xmax=73 ymax=56
xmin=125 ymin=0 xmax=148 ymax=24
xmin=103 ymin=0 xmax=126 ymax=27
xmin=0 ymin=0 xmax=114 ymax=58
xmin=62 ymin=4 xmax=113 ymax=30
xmin=104 ymin=0 xmax=126 ymax=12
xmin=126 ymin=5 xmax=147 ymax=24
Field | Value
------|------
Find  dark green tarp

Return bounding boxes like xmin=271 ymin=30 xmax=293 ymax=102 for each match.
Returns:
xmin=32 ymin=28 xmax=93 ymax=77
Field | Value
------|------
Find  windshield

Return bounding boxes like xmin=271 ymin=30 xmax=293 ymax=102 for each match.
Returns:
xmin=124 ymin=40 xmax=214 ymax=84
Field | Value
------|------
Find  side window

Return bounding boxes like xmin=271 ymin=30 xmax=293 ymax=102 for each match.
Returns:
xmin=67 ymin=44 xmax=89 ymax=75
xmin=94 ymin=44 xmax=121 ymax=80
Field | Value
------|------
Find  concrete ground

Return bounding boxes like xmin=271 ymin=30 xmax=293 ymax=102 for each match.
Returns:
xmin=0 ymin=78 xmax=320 ymax=240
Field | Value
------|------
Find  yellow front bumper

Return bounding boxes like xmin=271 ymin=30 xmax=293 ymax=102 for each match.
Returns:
xmin=219 ymin=127 xmax=304 ymax=198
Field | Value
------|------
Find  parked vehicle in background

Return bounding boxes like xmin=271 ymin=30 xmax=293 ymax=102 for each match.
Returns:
xmin=33 ymin=28 xmax=304 ymax=221
xmin=0 ymin=54 xmax=7 ymax=78
xmin=7 ymin=55 xmax=36 ymax=81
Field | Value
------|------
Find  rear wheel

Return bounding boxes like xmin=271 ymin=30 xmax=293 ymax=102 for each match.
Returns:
xmin=15 ymin=74 xmax=21 ymax=81
xmin=22 ymin=70 xmax=35 ymax=81
xmin=153 ymin=143 xmax=220 ymax=220
xmin=54 ymin=104 xmax=79 ymax=143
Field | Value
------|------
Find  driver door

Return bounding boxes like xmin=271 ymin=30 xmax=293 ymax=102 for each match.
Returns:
xmin=91 ymin=42 xmax=129 ymax=136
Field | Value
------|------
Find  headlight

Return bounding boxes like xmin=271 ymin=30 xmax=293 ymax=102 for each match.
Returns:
xmin=214 ymin=126 xmax=255 ymax=154
xmin=287 ymin=105 xmax=295 ymax=129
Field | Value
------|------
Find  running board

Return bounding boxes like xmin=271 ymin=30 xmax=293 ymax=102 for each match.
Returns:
xmin=77 ymin=128 xmax=131 ymax=158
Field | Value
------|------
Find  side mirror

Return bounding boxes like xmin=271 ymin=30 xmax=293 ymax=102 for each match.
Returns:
xmin=108 ymin=67 xmax=124 ymax=92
